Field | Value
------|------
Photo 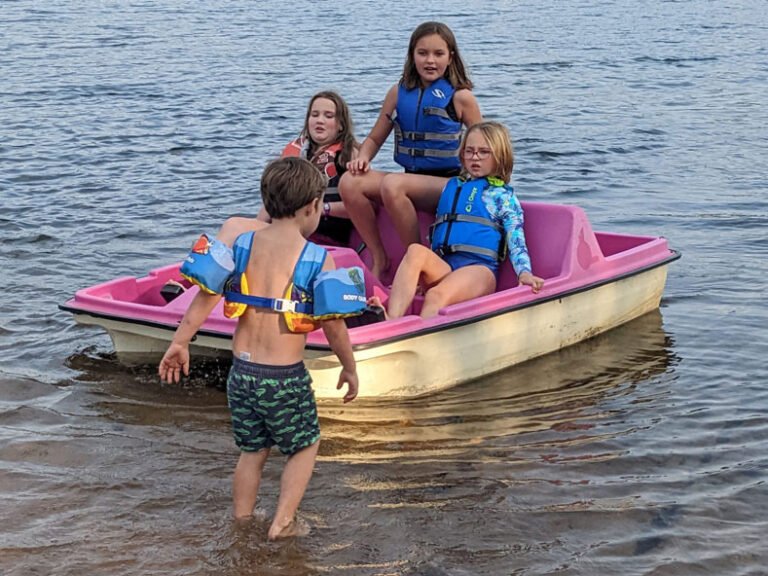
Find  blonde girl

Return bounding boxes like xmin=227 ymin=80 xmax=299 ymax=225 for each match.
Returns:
xmin=373 ymin=121 xmax=544 ymax=319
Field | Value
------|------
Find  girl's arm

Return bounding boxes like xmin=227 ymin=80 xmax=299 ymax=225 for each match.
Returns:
xmin=347 ymin=84 xmax=399 ymax=174
xmin=325 ymin=200 xmax=349 ymax=219
xmin=453 ymin=88 xmax=483 ymax=127
xmin=491 ymin=188 xmax=544 ymax=293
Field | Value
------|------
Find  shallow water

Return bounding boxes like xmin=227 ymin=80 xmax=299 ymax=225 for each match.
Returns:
xmin=2 ymin=1 xmax=767 ymax=574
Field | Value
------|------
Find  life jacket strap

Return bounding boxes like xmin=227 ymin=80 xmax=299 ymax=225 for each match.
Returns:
xmin=432 ymin=213 xmax=504 ymax=233
xmin=324 ymin=186 xmax=341 ymax=203
xmin=395 ymin=129 xmax=461 ymax=142
xmin=394 ymin=124 xmax=462 ymax=142
xmin=433 ymin=244 xmax=501 ymax=261
xmin=423 ymin=106 xmax=451 ymax=119
xmin=223 ymin=291 xmax=312 ymax=314
xmin=394 ymin=144 xmax=458 ymax=158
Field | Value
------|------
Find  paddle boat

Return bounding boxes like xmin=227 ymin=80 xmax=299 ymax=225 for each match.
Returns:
xmin=59 ymin=202 xmax=680 ymax=398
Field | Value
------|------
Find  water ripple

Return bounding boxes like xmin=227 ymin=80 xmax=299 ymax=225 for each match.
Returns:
xmin=1 ymin=0 xmax=767 ymax=574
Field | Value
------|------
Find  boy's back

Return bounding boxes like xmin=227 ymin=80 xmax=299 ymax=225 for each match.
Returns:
xmin=231 ymin=222 xmax=326 ymax=366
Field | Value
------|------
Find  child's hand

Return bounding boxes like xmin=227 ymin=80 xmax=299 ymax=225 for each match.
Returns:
xmin=346 ymin=157 xmax=370 ymax=175
xmin=158 ymin=342 xmax=190 ymax=383
xmin=518 ymin=272 xmax=545 ymax=294
xmin=337 ymin=369 xmax=359 ymax=403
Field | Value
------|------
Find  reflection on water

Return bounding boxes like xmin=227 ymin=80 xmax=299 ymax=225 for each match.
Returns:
xmin=3 ymin=311 xmax=678 ymax=575
xmin=65 ymin=310 xmax=674 ymax=452
xmin=319 ymin=310 xmax=675 ymax=458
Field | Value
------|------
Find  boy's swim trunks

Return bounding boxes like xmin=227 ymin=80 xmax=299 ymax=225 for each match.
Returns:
xmin=226 ymin=357 xmax=320 ymax=455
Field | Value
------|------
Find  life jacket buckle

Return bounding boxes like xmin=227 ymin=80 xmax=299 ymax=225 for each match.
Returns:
xmin=272 ymin=298 xmax=297 ymax=313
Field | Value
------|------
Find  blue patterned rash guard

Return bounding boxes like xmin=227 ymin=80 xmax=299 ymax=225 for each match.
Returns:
xmin=482 ymin=182 xmax=533 ymax=276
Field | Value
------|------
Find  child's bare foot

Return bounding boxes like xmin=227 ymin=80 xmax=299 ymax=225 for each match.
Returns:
xmin=366 ymin=296 xmax=389 ymax=320
xmin=267 ymin=516 xmax=310 ymax=540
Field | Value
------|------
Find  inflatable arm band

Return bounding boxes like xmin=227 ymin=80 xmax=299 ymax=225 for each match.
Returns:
xmin=179 ymin=233 xmax=235 ymax=295
xmin=311 ymin=266 xmax=367 ymax=319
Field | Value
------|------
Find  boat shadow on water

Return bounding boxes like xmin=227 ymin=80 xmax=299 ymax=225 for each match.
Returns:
xmin=58 ymin=310 xmax=686 ymax=567
xmin=64 ymin=309 xmax=677 ymax=454
xmin=317 ymin=308 xmax=678 ymax=458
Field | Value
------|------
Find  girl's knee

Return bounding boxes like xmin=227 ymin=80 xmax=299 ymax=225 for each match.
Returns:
xmin=342 ymin=174 xmax=384 ymax=204
xmin=380 ymin=174 xmax=406 ymax=203
xmin=403 ymin=243 xmax=430 ymax=264
xmin=338 ymin=172 xmax=355 ymax=199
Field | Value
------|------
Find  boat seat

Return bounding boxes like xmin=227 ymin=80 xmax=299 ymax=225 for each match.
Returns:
xmin=495 ymin=202 xmax=577 ymax=290
xmin=346 ymin=210 xmax=436 ymax=287
xmin=344 ymin=201 xmax=588 ymax=299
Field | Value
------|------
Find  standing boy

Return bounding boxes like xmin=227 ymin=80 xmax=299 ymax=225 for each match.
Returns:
xmin=159 ymin=157 xmax=359 ymax=540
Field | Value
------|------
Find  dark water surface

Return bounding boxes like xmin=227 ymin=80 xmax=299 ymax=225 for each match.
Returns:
xmin=2 ymin=1 xmax=767 ymax=574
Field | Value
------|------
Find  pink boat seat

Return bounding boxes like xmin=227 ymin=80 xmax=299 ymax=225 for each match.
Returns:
xmin=496 ymin=202 xmax=576 ymax=290
xmin=343 ymin=201 xmax=589 ymax=310
xmin=334 ymin=201 xmax=618 ymax=317
xmin=350 ymin=201 xmax=584 ymax=290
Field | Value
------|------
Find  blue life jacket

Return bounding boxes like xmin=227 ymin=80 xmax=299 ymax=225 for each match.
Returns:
xmin=430 ymin=177 xmax=506 ymax=265
xmin=222 ymin=233 xmax=366 ymax=333
xmin=393 ymin=78 xmax=463 ymax=173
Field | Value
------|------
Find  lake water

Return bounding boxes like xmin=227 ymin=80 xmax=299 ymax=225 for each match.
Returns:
xmin=2 ymin=1 xmax=767 ymax=574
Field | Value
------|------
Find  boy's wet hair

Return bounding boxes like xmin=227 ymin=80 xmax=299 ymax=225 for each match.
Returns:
xmin=460 ymin=121 xmax=515 ymax=184
xmin=302 ymin=90 xmax=358 ymax=167
xmin=261 ymin=157 xmax=326 ymax=219
xmin=401 ymin=21 xmax=473 ymax=91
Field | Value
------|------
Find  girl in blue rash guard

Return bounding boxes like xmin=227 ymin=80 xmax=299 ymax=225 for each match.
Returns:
xmin=370 ymin=122 xmax=545 ymax=320
xmin=339 ymin=22 xmax=483 ymax=279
